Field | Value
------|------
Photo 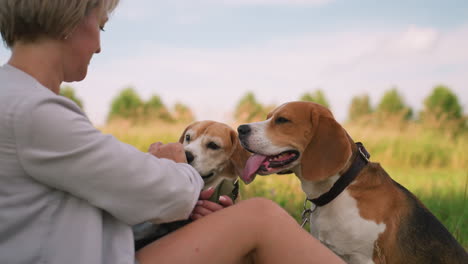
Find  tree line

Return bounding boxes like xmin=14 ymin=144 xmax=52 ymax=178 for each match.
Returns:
xmin=61 ymin=84 xmax=466 ymax=135
xmin=61 ymin=86 xmax=195 ymax=124
xmin=236 ymin=86 xmax=465 ymax=132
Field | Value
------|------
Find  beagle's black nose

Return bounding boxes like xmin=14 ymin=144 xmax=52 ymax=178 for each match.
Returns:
xmin=237 ymin=125 xmax=251 ymax=137
xmin=185 ymin=151 xmax=194 ymax=164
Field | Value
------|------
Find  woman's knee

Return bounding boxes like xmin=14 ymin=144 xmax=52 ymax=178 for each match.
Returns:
xmin=236 ymin=197 xmax=292 ymax=222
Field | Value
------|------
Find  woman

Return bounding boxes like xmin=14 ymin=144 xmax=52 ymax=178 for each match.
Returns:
xmin=0 ymin=1 xmax=344 ymax=263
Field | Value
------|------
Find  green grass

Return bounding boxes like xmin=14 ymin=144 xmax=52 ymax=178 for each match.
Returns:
xmin=99 ymin=120 xmax=183 ymax=150
xmin=343 ymin=122 xmax=468 ymax=169
xmin=98 ymin=121 xmax=468 ymax=248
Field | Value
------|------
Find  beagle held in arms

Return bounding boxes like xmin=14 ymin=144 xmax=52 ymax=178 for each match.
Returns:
xmin=134 ymin=120 xmax=251 ymax=250
xmin=237 ymin=101 xmax=467 ymax=264
xmin=180 ymin=120 xmax=251 ymax=198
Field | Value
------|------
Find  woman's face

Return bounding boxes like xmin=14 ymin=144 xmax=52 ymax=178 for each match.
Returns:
xmin=62 ymin=7 xmax=108 ymax=82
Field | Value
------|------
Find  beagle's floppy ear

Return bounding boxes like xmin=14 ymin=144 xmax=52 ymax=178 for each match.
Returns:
xmin=228 ymin=129 xmax=251 ymax=178
xmin=301 ymin=113 xmax=352 ymax=181
xmin=178 ymin=124 xmax=193 ymax=144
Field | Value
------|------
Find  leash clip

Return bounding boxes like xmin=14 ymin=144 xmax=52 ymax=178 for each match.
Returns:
xmin=356 ymin=142 xmax=370 ymax=162
xmin=300 ymin=198 xmax=316 ymax=228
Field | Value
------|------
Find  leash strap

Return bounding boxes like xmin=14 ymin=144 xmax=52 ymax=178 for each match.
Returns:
xmin=309 ymin=142 xmax=370 ymax=207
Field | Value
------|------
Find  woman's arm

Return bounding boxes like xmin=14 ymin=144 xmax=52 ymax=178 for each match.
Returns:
xmin=14 ymin=94 xmax=204 ymax=225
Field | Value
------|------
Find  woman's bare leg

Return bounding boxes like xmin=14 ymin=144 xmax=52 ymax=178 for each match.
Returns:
xmin=136 ymin=198 xmax=344 ymax=264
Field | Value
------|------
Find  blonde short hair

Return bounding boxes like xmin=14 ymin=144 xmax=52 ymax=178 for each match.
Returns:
xmin=0 ymin=0 xmax=120 ymax=47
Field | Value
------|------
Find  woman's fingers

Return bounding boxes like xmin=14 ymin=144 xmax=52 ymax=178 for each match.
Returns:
xmin=147 ymin=142 xmax=187 ymax=163
xmin=148 ymin=142 xmax=163 ymax=153
xmin=198 ymin=188 xmax=215 ymax=200
xmin=190 ymin=200 xmax=224 ymax=220
xmin=197 ymin=200 xmax=224 ymax=213
xmin=218 ymin=195 xmax=234 ymax=207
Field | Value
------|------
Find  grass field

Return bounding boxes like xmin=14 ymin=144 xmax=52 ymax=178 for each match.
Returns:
xmin=99 ymin=120 xmax=468 ymax=248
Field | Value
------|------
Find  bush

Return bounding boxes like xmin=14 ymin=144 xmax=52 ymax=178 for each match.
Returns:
xmin=234 ymin=92 xmax=271 ymax=123
xmin=60 ymin=85 xmax=84 ymax=110
xmin=173 ymin=102 xmax=195 ymax=123
xmin=144 ymin=95 xmax=173 ymax=122
xmin=299 ymin=90 xmax=330 ymax=109
xmin=348 ymin=94 xmax=372 ymax=122
xmin=108 ymin=87 xmax=144 ymax=121
xmin=421 ymin=85 xmax=463 ymax=121
xmin=376 ymin=87 xmax=412 ymax=121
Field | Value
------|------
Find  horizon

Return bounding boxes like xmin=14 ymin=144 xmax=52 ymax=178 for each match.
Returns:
xmin=1 ymin=0 xmax=467 ymax=125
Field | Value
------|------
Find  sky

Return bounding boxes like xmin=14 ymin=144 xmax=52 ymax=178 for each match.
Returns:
xmin=1 ymin=0 xmax=467 ymax=125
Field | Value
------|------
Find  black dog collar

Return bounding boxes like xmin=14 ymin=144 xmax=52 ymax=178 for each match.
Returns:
xmin=309 ymin=142 xmax=370 ymax=207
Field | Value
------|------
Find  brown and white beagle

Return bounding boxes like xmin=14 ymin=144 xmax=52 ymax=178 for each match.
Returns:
xmin=179 ymin=120 xmax=251 ymax=199
xmin=237 ymin=101 xmax=467 ymax=264
xmin=134 ymin=120 xmax=250 ymax=250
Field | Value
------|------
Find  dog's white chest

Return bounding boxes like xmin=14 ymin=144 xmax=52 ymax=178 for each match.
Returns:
xmin=308 ymin=190 xmax=386 ymax=264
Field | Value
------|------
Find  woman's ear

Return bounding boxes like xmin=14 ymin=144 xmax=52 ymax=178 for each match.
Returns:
xmin=301 ymin=115 xmax=352 ymax=181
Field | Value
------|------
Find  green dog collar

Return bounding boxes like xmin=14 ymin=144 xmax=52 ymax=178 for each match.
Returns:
xmin=208 ymin=179 xmax=239 ymax=203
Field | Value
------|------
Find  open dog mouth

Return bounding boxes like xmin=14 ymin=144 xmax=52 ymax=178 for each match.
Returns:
xmin=201 ymin=172 xmax=214 ymax=180
xmin=241 ymin=150 xmax=299 ymax=184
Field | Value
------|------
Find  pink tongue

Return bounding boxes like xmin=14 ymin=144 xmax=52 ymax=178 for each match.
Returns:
xmin=242 ymin=154 xmax=268 ymax=184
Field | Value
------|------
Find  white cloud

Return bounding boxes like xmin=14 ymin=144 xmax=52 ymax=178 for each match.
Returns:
xmin=394 ymin=25 xmax=439 ymax=52
xmin=75 ymin=24 xmax=468 ymax=126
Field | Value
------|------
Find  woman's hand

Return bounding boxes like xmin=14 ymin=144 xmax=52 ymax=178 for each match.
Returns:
xmin=148 ymin=142 xmax=187 ymax=163
xmin=190 ymin=188 xmax=234 ymax=220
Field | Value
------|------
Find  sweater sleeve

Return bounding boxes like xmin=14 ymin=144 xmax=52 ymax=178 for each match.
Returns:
xmin=13 ymin=94 xmax=204 ymax=226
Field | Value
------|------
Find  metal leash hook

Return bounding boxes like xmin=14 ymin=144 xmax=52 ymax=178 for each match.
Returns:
xmin=300 ymin=198 xmax=316 ymax=228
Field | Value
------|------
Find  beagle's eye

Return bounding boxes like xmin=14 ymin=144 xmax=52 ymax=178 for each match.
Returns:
xmin=275 ymin=117 xmax=290 ymax=124
xmin=185 ymin=134 xmax=191 ymax=142
xmin=207 ymin=142 xmax=220 ymax=150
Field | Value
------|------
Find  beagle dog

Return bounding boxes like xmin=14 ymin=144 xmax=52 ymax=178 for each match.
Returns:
xmin=237 ymin=101 xmax=467 ymax=264
xmin=179 ymin=120 xmax=251 ymax=199
xmin=134 ymin=120 xmax=250 ymax=250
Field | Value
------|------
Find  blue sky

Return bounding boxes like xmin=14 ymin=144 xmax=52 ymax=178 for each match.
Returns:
xmin=1 ymin=0 xmax=467 ymax=125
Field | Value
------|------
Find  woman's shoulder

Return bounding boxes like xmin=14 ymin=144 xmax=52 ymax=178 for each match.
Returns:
xmin=0 ymin=64 xmax=54 ymax=98
xmin=0 ymin=64 xmax=82 ymax=115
